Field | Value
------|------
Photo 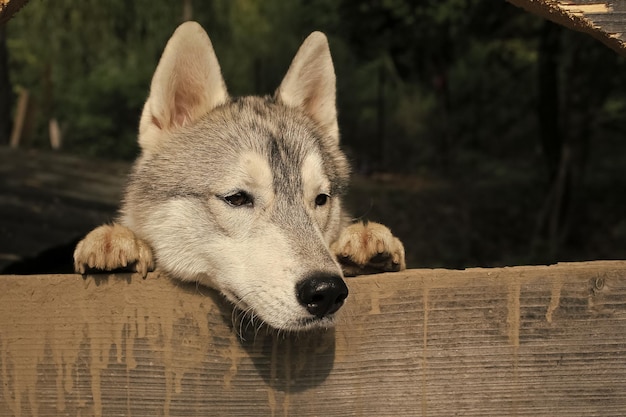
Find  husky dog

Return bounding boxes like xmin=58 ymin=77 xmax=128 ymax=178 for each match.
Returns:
xmin=74 ymin=22 xmax=405 ymax=331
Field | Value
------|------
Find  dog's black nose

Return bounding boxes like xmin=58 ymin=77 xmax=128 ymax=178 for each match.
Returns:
xmin=296 ymin=273 xmax=349 ymax=318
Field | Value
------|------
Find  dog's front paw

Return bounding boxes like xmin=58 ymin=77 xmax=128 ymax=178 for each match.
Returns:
xmin=331 ymin=221 xmax=406 ymax=276
xmin=73 ymin=223 xmax=154 ymax=277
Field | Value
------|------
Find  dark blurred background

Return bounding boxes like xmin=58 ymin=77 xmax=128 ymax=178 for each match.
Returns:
xmin=1 ymin=0 xmax=625 ymax=272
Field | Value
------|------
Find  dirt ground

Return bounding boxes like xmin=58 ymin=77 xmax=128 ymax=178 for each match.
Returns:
xmin=0 ymin=147 xmax=126 ymax=272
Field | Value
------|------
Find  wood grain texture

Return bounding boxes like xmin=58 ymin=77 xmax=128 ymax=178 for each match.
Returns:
xmin=508 ymin=0 xmax=626 ymax=56
xmin=1 ymin=262 xmax=626 ymax=416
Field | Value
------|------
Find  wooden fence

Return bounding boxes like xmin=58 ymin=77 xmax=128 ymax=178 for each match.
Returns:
xmin=1 ymin=261 xmax=625 ymax=416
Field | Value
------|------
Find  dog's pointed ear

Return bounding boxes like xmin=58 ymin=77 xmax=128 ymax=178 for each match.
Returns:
xmin=275 ymin=32 xmax=339 ymax=144
xmin=139 ymin=22 xmax=228 ymax=152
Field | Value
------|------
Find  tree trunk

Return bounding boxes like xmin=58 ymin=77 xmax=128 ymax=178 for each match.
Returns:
xmin=0 ymin=25 xmax=12 ymax=144
xmin=533 ymin=21 xmax=570 ymax=261
xmin=376 ymin=63 xmax=387 ymax=171
xmin=537 ymin=21 xmax=562 ymax=181
xmin=182 ymin=0 xmax=193 ymax=21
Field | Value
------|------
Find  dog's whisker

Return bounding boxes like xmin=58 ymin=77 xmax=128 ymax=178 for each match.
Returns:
xmin=228 ymin=290 xmax=268 ymax=341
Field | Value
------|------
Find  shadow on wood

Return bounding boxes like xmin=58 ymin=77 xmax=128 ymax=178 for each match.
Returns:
xmin=1 ymin=261 xmax=626 ymax=416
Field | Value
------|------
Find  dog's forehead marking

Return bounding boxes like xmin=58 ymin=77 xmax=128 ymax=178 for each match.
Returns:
xmin=301 ymin=152 xmax=329 ymax=197
xmin=236 ymin=151 xmax=274 ymax=198
xmin=240 ymin=152 xmax=271 ymax=181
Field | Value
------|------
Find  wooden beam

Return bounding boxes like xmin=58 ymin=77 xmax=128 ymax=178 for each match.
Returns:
xmin=1 ymin=261 xmax=625 ymax=416
xmin=508 ymin=0 xmax=626 ymax=56
xmin=8 ymin=89 xmax=28 ymax=149
xmin=0 ymin=0 xmax=28 ymax=25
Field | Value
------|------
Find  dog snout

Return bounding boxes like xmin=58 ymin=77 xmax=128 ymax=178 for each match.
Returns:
xmin=296 ymin=273 xmax=348 ymax=318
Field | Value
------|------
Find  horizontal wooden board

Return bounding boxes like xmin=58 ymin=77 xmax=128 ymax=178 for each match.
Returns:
xmin=1 ymin=261 xmax=626 ymax=416
xmin=508 ymin=0 xmax=626 ymax=55
xmin=0 ymin=0 xmax=28 ymax=24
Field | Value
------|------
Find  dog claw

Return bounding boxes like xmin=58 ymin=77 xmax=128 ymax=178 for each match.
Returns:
xmin=331 ymin=221 xmax=406 ymax=276
xmin=73 ymin=224 xmax=155 ymax=276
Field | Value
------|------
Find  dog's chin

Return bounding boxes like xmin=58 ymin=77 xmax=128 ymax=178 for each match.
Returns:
xmin=249 ymin=312 xmax=337 ymax=333
xmin=292 ymin=315 xmax=337 ymax=332
xmin=221 ymin=290 xmax=337 ymax=332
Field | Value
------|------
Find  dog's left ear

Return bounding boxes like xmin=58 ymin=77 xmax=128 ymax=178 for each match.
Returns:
xmin=275 ymin=32 xmax=339 ymax=144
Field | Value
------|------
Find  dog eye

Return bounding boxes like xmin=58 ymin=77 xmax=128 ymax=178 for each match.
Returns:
xmin=315 ymin=193 xmax=330 ymax=207
xmin=223 ymin=191 xmax=254 ymax=207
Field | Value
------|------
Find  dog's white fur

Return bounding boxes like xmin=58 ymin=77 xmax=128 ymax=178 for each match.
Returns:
xmin=74 ymin=22 xmax=405 ymax=331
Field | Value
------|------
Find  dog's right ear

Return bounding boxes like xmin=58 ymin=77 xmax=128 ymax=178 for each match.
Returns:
xmin=138 ymin=22 xmax=228 ymax=153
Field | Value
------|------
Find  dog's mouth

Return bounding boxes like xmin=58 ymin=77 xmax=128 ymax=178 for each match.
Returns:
xmin=219 ymin=270 xmax=347 ymax=332
xmin=222 ymin=291 xmax=340 ymax=332
xmin=296 ymin=315 xmax=336 ymax=330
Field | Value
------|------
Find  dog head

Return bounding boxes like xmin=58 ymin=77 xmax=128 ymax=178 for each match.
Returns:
xmin=121 ymin=22 xmax=350 ymax=331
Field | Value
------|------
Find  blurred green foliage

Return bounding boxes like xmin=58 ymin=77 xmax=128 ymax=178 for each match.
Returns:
xmin=6 ymin=0 xmax=626 ymax=173
xmin=4 ymin=0 xmax=626 ymax=266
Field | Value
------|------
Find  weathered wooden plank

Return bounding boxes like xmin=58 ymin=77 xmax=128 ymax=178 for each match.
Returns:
xmin=1 ymin=261 xmax=625 ymax=416
xmin=508 ymin=0 xmax=626 ymax=55
xmin=0 ymin=0 xmax=28 ymax=24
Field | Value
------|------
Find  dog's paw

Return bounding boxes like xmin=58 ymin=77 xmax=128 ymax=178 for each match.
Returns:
xmin=331 ymin=221 xmax=406 ymax=276
xmin=73 ymin=223 xmax=154 ymax=277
